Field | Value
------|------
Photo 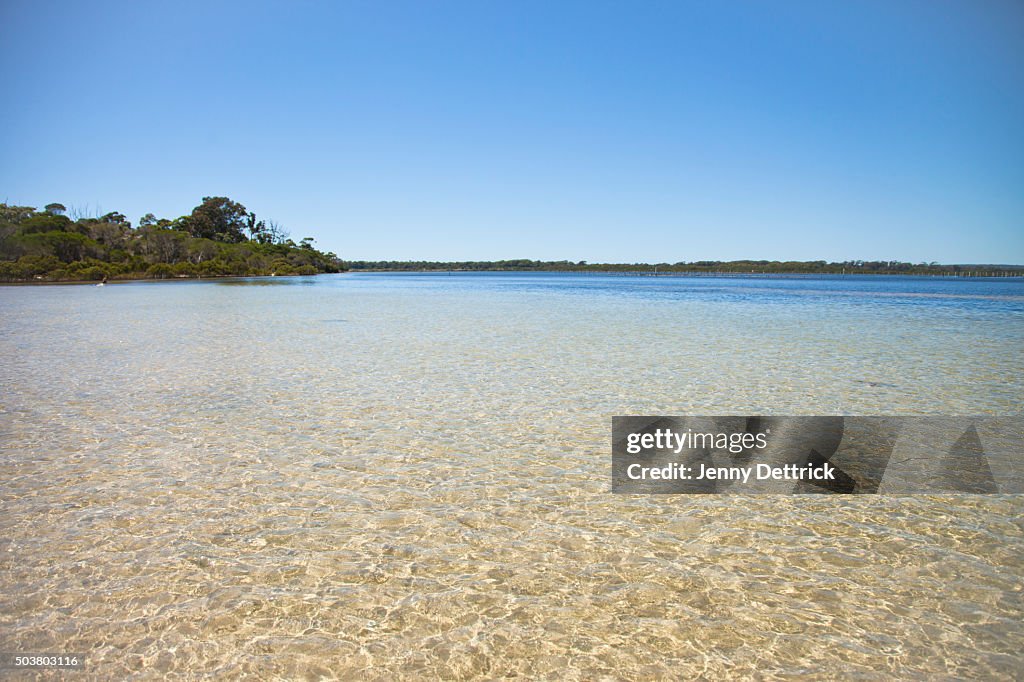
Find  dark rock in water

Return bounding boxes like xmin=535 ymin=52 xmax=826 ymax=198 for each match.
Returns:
xmin=852 ymin=379 xmax=898 ymax=388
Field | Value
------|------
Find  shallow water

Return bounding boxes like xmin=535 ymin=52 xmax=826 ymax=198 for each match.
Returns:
xmin=1 ymin=273 xmax=1022 ymax=679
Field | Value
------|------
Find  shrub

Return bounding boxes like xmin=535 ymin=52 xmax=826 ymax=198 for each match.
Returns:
xmin=198 ymin=259 xmax=230 ymax=277
xmin=0 ymin=262 xmax=24 ymax=281
xmin=78 ymin=266 xmax=108 ymax=281
xmin=16 ymin=254 xmax=61 ymax=276
xmin=172 ymin=262 xmax=197 ymax=278
xmin=18 ymin=213 xmax=75 ymax=234
xmin=146 ymin=263 xmax=174 ymax=279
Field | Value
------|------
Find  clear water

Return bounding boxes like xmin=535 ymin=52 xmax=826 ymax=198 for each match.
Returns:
xmin=1 ymin=273 xmax=1022 ymax=678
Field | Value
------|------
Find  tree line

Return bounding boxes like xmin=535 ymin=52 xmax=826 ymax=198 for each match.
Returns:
xmin=0 ymin=196 xmax=344 ymax=282
xmin=346 ymin=259 xmax=1023 ymax=276
xmin=5 ymin=198 xmax=1019 ymax=282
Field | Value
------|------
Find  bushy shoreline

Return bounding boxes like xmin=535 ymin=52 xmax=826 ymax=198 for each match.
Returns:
xmin=345 ymin=259 xmax=1023 ymax=276
xmin=1 ymin=272 xmax=324 ymax=285
xmin=0 ymin=197 xmax=344 ymax=283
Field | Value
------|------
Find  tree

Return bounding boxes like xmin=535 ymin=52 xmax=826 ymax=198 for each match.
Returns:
xmin=181 ymin=196 xmax=249 ymax=243
xmin=100 ymin=211 xmax=131 ymax=228
xmin=186 ymin=238 xmax=219 ymax=264
xmin=0 ymin=205 xmax=36 ymax=258
xmin=0 ymin=204 xmax=36 ymax=224
xmin=0 ymin=195 xmax=345 ymax=279
xmin=265 ymin=219 xmax=288 ymax=244
xmin=85 ymin=213 xmax=131 ymax=247
xmin=44 ymin=203 xmax=66 ymax=215
xmin=21 ymin=231 xmax=94 ymax=262
xmin=136 ymin=227 xmax=187 ymax=263
xmin=246 ymin=211 xmax=267 ymax=242
xmin=19 ymin=213 xmax=74 ymax=234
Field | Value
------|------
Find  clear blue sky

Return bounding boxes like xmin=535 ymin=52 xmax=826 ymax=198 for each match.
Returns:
xmin=1 ymin=1 xmax=1021 ymax=263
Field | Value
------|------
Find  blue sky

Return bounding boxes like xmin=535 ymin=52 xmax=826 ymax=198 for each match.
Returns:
xmin=1 ymin=1 xmax=1021 ymax=263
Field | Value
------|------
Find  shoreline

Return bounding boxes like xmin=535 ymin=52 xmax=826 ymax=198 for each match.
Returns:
xmin=4 ymin=269 xmax=1024 ymax=285
xmin=0 ymin=272 xmax=329 ymax=286
xmin=346 ymin=268 xmax=1024 ymax=278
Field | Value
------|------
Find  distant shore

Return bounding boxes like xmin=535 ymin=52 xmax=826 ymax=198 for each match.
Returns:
xmin=348 ymin=266 xmax=1019 ymax=276
xmin=6 ymin=268 xmax=1024 ymax=285
xmin=345 ymin=259 xmax=1024 ymax=277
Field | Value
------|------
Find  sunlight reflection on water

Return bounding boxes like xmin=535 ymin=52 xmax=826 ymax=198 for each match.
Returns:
xmin=1 ymin=273 xmax=1022 ymax=678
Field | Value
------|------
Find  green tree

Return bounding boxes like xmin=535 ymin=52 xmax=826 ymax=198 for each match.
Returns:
xmin=0 ymin=195 xmax=344 ymax=280
xmin=0 ymin=204 xmax=36 ymax=225
xmin=181 ymin=196 xmax=249 ymax=242
xmin=99 ymin=211 xmax=130 ymax=228
xmin=246 ymin=211 xmax=267 ymax=242
xmin=19 ymin=213 xmax=75 ymax=234
xmin=136 ymin=227 xmax=187 ymax=263
xmin=20 ymin=231 xmax=95 ymax=262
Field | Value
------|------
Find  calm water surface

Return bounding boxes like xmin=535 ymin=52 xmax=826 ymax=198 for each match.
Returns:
xmin=1 ymin=273 xmax=1022 ymax=679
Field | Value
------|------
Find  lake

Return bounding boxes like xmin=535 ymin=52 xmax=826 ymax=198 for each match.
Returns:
xmin=1 ymin=272 xmax=1022 ymax=678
